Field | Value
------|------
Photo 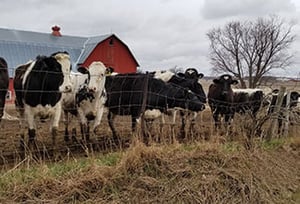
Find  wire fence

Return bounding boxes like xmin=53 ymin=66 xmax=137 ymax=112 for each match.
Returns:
xmin=1 ymin=101 xmax=299 ymax=164
xmin=1 ymin=69 xmax=300 ymax=165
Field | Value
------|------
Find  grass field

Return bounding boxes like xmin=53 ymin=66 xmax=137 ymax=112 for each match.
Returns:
xmin=0 ymin=79 xmax=299 ymax=203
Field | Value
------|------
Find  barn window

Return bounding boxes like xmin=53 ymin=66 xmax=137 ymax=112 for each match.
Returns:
xmin=6 ymin=90 xmax=11 ymax=100
xmin=109 ymin=38 xmax=114 ymax=46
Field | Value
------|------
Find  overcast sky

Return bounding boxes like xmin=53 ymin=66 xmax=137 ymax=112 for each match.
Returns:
xmin=0 ymin=0 xmax=300 ymax=77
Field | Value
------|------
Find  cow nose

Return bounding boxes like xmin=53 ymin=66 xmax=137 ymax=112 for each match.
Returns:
xmin=200 ymin=104 xmax=205 ymax=111
xmin=89 ymin=87 xmax=97 ymax=92
xmin=222 ymin=91 xmax=228 ymax=95
xmin=64 ymin=85 xmax=72 ymax=93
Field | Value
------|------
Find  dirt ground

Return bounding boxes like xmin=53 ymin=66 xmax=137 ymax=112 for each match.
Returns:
xmin=0 ymin=104 xmax=217 ymax=164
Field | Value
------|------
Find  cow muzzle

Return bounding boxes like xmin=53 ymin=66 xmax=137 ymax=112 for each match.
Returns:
xmin=89 ymin=87 xmax=97 ymax=93
xmin=60 ymin=85 xmax=72 ymax=93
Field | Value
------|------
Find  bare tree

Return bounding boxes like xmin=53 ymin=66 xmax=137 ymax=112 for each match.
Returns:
xmin=207 ymin=16 xmax=295 ymax=88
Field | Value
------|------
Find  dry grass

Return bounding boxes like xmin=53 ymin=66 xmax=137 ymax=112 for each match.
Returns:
xmin=0 ymin=138 xmax=299 ymax=203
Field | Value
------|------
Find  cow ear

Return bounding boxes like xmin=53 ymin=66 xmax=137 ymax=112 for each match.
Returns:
xmin=177 ymin=73 xmax=185 ymax=78
xmin=77 ymin=66 xmax=88 ymax=74
xmin=231 ymin=80 xmax=238 ymax=85
xmin=198 ymin=73 xmax=204 ymax=79
xmin=213 ymin=79 xmax=220 ymax=84
xmin=272 ymin=89 xmax=279 ymax=94
xmin=106 ymin=67 xmax=114 ymax=75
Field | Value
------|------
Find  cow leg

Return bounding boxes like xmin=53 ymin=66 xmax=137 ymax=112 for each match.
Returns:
xmin=278 ymin=117 xmax=283 ymax=135
xmin=135 ymin=116 xmax=149 ymax=145
xmin=170 ymin=110 xmax=177 ymax=143
xmin=51 ymin=127 xmax=58 ymax=148
xmin=64 ymin=111 xmax=70 ymax=142
xmin=92 ymin=106 xmax=105 ymax=134
xmin=107 ymin=111 xmax=118 ymax=141
xmin=71 ymin=128 xmax=78 ymax=143
xmin=179 ymin=111 xmax=186 ymax=142
xmin=189 ymin=112 xmax=198 ymax=141
xmin=158 ymin=114 xmax=165 ymax=143
xmin=25 ymin=108 xmax=37 ymax=149
xmin=51 ymin=105 xmax=62 ymax=154
xmin=28 ymin=129 xmax=38 ymax=155
xmin=144 ymin=119 xmax=153 ymax=142
xmin=77 ymin=109 xmax=90 ymax=143
xmin=28 ymin=128 xmax=36 ymax=145
xmin=224 ymin=112 xmax=234 ymax=127
xmin=86 ymin=123 xmax=90 ymax=142
xmin=212 ymin=110 xmax=220 ymax=129
xmin=80 ymin=123 xmax=88 ymax=142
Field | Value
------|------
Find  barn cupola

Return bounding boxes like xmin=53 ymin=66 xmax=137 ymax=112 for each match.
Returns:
xmin=51 ymin=25 xmax=62 ymax=37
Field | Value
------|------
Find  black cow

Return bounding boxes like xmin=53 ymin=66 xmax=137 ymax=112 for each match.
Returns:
xmin=268 ymin=90 xmax=300 ymax=133
xmin=208 ymin=74 xmax=238 ymax=128
xmin=183 ymin=67 xmax=204 ymax=80
xmin=152 ymin=70 xmax=206 ymax=103
xmin=14 ymin=51 xmax=72 ymax=150
xmin=104 ymin=73 xmax=205 ymax=143
xmin=0 ymin=57 xmax=9 ymax=122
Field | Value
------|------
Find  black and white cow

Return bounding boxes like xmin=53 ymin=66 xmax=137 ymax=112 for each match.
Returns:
xmin=232 ymin=88 xmax=264 ymax=116
xmin=208 ymin=74 xmax=238 ymax=128
xmin=14 ymin=51 xmax=72 ymax=149
xmin=62 ymin=61 xmax=107 ymax=142
xmin=147 ymin=69 xmax=206 ymax=138
xmin=268 ymin=89 xmax=300 ymax=133
xmin=0 ymin=57 xmax=9 ymax=122
xmin=104 ymin=73 xmax=206 ymax=143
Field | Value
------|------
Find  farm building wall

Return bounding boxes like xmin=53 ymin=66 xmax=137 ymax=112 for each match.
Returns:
xmin=6 ymin=78 xmax=14 ymax=104
xmin=82 ymin=36 xmax=137 ymax=73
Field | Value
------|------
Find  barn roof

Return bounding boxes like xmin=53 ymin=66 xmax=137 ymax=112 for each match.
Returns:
xmin=0 ymin=27 xmax=138 ymax=76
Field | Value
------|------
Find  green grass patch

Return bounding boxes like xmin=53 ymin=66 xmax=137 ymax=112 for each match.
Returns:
xmin=260 ymin=138 xmax=286 ymax=150
xmin=222 ymin=142 xmax=241 ymax=152
xmin=0 ymin=152 xmax=122 ymax=196
xmin=95 ymin=152 xmax=122 ymax=166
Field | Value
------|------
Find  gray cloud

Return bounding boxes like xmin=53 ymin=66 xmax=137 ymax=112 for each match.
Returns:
xmin=201 ymin=0 xmax=296 ymax=19
xmin=0 ymin=0 xmax=299 ymax=76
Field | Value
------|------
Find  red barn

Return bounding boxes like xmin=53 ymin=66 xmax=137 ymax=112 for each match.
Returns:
xmin=81 ymin=34 xmax=138 ymax=73
xmin=0 ymin=26 xmax=139 ymax=103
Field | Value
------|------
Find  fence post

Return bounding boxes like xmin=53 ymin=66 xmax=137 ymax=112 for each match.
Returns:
xmin=283 ymin=91 xmax=291 ymax=137
xmin=266 ymin=86 xmax=286 ymax=141
xmin=140 ymin=73 xmax=149 ymax=144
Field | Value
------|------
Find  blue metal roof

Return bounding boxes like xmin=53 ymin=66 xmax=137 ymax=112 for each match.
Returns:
xmin=0 ymin=28 xmax=117 ymax=77
xmin=76 ymin=34 xmax=112 ymax=65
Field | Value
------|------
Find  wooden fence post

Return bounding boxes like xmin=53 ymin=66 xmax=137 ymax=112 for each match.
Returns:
xmin=266 ymin=86 xmax=286 ymax=141
xmin=283 ymin=91 xmax=291 ymax=137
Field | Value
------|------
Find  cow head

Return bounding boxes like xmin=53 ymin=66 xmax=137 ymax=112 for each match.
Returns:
xmin=52 ymin=51 xmax=72 ymax=93
xmin=77 ymin=66 xmax=90 ymax=85
xmin=213 ymin=74 xmax=238 ymax=97
xmin=0 ymin=57 xmax=8 ymax=70
xmin=106 ymin=67 xmax=115 ymax=75
xmin=79 ymin=61 xmax=106 ymax=93
xmin=289 ymin=91 xmax=300 ymax=108
xmin=184 ymin=68 xmax=204 ymax=80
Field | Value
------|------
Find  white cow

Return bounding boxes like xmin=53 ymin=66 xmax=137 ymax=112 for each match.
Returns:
xmin=62 ymin=61 xmax=107 ymax=142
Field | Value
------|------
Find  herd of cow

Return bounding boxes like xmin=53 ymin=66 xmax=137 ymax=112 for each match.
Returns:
xmin=0 ymin=51 xmax=299 ymax=152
